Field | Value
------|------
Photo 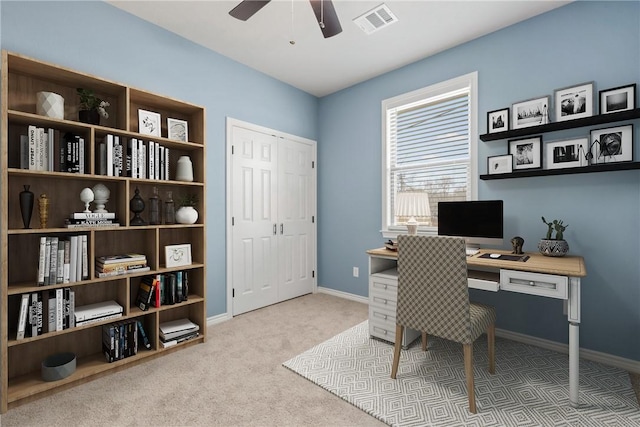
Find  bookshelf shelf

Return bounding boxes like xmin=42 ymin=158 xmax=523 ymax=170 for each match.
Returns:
xmin=1 ymin=50 xmax=207 ymax=412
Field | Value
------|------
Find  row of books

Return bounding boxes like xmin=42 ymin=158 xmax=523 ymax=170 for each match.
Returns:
xmin=38 ymin=235 xmax=88 ymax=286
xmin=136 ymin=271 xmax=189 ymax=311
xmin=101 ymin=319 xmax=152 ymax=362
xmin=19 ymin=127 xmax=86 ymax=173
xmin=159 ymin=318 xmax=199 ymax=348
xmin=99 ymin=134 xmax=170 ymax=180
xmin=16 ymin=288 xmax=76 ymax=340
xmin=95 ymin=253 xmax=149 ymax=278
xmin=65 ymin=211 xmax=120 ymax=229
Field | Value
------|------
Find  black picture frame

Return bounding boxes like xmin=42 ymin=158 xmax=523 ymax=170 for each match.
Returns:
xmin=590 ymin=124 xmax=633 ymax=164
xmin=554 ymin=81 xmax=594 ymax=122
xmin=508 ymin=136 xmax=542 ymax=170
xmin=487 ymin=108 xmax=509 ymax=134
xmin=599 ymin=84 xmax=636 ymax=114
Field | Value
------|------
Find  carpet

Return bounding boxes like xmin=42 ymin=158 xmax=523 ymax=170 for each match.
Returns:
xmin=283 ymin=321 xmax=640 ymax=426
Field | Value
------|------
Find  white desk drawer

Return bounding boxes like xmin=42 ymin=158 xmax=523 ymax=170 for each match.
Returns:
xmin=369 ymin=275 xmax=398 ymax=309
xmin=369 ymin=304 xmax=397 ymax=328
xmin=500 ymin=269 xmax=568 ymax=299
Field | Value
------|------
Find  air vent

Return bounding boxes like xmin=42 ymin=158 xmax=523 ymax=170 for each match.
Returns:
xmin=353 ymin=3 xmax=398 ymax=35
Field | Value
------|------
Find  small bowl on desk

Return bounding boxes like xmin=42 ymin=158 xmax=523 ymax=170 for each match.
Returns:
xmin=384 ymin=240 xmax=398 ymax=251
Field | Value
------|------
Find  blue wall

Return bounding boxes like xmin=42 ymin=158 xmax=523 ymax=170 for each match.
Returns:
xmin=0 ymin=1 xmax=319 ymax=317
xmin=2 ymin=1 xmax=639 ymax=360
xmin=318 ymin=1 xmax=640 ymax=360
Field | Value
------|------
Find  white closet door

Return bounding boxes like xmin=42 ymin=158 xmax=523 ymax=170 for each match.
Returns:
xmin=277 ymin=137 xmax=315 ymax=301
xmin=231 ymin=127 xmax=279 ymax=315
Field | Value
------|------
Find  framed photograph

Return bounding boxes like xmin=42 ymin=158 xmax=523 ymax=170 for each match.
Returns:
xmin=487 ymin=108 xmax=509 ymax=134
xmin=599 ymin=84 xmax=636 ymax=114
xmin=508 ymin=136 xmax=542 ymax=170
xmin=590 ymin=124 xmax=633 ymax=164
xmin=545 ymin=138 xmax=589 ymax=170
xmin=487 ymin=154 xmax=513 ymax=174
xmin=512 ymin=96 xmax=550 ymax=129
xmin=167 ymin=118 xmax=189 ymax=142
xmin=554 ymin=82 xmax=594 ymax=122
xmin=165 ymin=243 xmax=192 ymax=268
xmin=138 ymin=109 xmax=161 ymax=137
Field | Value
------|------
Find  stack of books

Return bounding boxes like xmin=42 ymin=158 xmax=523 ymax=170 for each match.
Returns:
xmin=95 ymin=253 xmax=149 ymax=278
xmin=159 ymin=318 xmax=199 ymax=348
xmin=74 ymin=300 xmax=123 ymax=327
xmin=65 ymin=212 xmax=120 ymax=228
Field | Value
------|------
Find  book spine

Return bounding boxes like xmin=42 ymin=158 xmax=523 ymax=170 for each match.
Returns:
xmin=95 ymin=260 xmax=146 ymax=269
xmin=30 ymin=292 xmax=38 ymax=337
xmin=76 ymin=312 xmax=123 ymax=327
xmin=114 ymin=135 xmax=122 ymax=177
xmin=96 ymin=263 xmax=147 ymax=274
xmin=48 ymin=236 xmax=58 ymax=286
xmin=76 ymin=236 xmax=83 ymax=282
xmin=43 ymin=237 xmax=51 ymax=286
xmin=63 ymin=239 xmax=71 ymax=283
xmin=37 ymin=236 xmax=47 ymax=285
xmin=96 ymin=267 xmax=150 ymax=278
xmin=55 ymin=288 xmax=64 ymax=331
xmin=78 ymin=136 xmax=85 ymax=174
xmin=48 ymin=290 xmax=56 ymax=333
xmin=131 ymin=138 xmax=138 ymax=178
xmin=36 ymin=292 xmax=43 ymax=335
xmin=63 ymin=288 xmax=70 ymax=329
xmin=183 ymin=270 xmax=189 ymax=301
xmin=149 ymin=140 xmax=155 ymax=180
xmin=99 ymin=142 xmax=106 ymax=176
xmin=48 ymin=128 xmax=54 ymax=171
xmin=137 ymin=320 xmax=151 ymax=349
xmin=69 ymin=235 xmax=78 ymax=283
xmin=16 ymin=294 xmax=30 ymax=340
xmin=70 ymin=212 xmax=116 ymax=219
xmin=103 ymin=324 xmax=115 ymax=362
xmin=106 ymin=134 xmax=114 ymax=176
xmin=28 ymin=125 xmax=37 ymax=170
xmin=20 ymin=134 xmax=29 ymax=169
xmin=56 ymin=240 xmax=65 ymax=284
xmin=37 ymin=127 xmax=45 ymax=171
xmin=159 ymin=145 xmax=165 ymax=180
xmin=154 ymin=142 xmax=160 ymax=180
xmin=97 ymin=255 xmax=147 ymax=265
xmin=81 ymin=235 xmax=88 ymax=280
xmin=69 ymin=290 xmax=75 ymax=328
xmin=140 ymin=141 xmax=146 ymax=179
xmin=164 ymin=147 xmax=169 ymax=180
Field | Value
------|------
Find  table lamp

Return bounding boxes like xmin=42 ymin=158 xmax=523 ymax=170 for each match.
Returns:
xmin=395 ymin=191 xmax=431 ymax=235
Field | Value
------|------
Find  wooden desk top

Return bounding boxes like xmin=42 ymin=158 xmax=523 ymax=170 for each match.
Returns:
xmin=366 ymin=247 xmax=587 ymax=278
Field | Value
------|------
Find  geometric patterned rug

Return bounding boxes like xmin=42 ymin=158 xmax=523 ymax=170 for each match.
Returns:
xmin=283 ymin=321 xmax=640 ymax=426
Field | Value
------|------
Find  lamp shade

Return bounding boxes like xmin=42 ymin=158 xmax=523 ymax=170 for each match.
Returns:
xmin=395 ymin=191 xmax=431 ymax=219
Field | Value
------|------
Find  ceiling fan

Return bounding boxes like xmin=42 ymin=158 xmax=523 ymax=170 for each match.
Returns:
xmin=229 ymin=0 xmax=343 ymax=38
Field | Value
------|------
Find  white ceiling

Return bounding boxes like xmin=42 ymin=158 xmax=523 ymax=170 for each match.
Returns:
xmin=108 ymin=0 xmax=571 ymax=97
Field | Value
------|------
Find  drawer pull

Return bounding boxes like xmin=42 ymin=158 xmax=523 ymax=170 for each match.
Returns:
xmin=373 ymin=327 xmax=388 ymax=335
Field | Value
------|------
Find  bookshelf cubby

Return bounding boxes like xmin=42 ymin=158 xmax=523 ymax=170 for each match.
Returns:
xmin=0 ymin=50 xmax=207 ymax=412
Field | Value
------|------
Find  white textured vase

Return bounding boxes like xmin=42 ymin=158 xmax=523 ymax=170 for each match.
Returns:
xmin=36 ymin=91 xmax=65 ymax=120
xmin=175 ymin=156 xmax=194 ymax=182
xmin=175 ymin=206 xmax=198 ymax=224
xmin=92 ymin=183 xmax=111 ymax=213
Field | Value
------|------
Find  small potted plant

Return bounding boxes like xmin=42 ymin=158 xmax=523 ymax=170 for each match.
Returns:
xmin=538 ymin=216 xmax=569 ymax=257
xmin=175 ymin=193 xmax=199 ymax=224
xmin=76 ymin=88 xmax=110 ymax=125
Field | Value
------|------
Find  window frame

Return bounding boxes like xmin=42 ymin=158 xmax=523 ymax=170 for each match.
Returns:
xmin=381 ymin=72 xmax=478 ymax=239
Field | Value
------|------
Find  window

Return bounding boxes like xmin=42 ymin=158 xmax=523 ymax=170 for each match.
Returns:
xmin=382 ymin=72 xmax=478 ymax=238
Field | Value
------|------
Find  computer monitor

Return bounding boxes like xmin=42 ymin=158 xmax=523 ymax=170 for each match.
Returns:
xmin=437 ymin=200 xmax=504 ymax=252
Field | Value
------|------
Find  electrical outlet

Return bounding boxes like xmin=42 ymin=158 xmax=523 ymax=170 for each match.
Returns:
xmin=353 ymin=267 xmax=359 ymax=277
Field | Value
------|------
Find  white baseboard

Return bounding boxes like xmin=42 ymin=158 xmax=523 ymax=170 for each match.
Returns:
xmin=207 ymin=312 xmax=231 ymax=326
xmin=317 ymin=286 xmax=369 ymax=305
xmin=320 ymin=287 xmax=640 ymax=374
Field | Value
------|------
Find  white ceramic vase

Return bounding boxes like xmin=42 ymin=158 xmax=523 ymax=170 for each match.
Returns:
xmin=92 ymin=183 xmax=111 ymax=213
xmin=175 ymin=206 xmax=198 ymax=224
xmin=36 ymin=91 xmax=65 ymax=120
xmin=175 ymin=156 xmax=194 ymax=182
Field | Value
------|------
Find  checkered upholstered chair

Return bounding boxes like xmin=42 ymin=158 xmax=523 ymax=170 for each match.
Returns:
xmin=390 ymin=235 xmax=496 ymax=414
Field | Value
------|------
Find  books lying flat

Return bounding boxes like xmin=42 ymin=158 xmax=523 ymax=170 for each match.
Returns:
xmin=70 ymin=212 xmax=116 ymax=220
xmin=76 ymin=312 xmax=123 ymax=327
xmin=96 ymin=253 xmax=147 ymax=265
xmin=160 ymin=332 xmax=199 ymax=348
xmin=74 ymin=300 xmax=123 ymax=323
xmin=96 ymin=266 xmax=150 ymax=278
xmin=159 ymin=318 xmax=199 ymax=341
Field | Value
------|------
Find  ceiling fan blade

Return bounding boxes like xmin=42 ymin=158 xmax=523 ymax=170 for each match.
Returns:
xmin=229 ymin=0 xmax=271 ymax=21
xmin=309 ymin=0 xmax=342 ymax=38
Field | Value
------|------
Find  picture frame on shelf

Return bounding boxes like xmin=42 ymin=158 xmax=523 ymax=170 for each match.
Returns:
xmin=165 ymin=243 xmax=192 ymax=268
xmin=167 ymin=118 xmax=189 ymax=142
xmin=487 ymin=154 xmax=513 ymax=174
xmin=508 ymin=136 xmax=542 ymax=170
xmin=590 ymin=124 xmax=633 ymax=164
xmin=138 ymin=109 xmax=161 ymax=137
xmin=487 ymin=108 xmax=509 ymax=134
xmin=599 ymin=84 xmax=636 ymax=114
xmin=554 ymin=82 xmax=594 ymax=122
xmin=512 ymin=96 xmax=550 ymax=129
xmin=544 ymin=137 xmax=589 ymax=170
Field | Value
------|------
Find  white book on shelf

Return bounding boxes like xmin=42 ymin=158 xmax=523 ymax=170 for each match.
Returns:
xmin=48 ymin=128 xmax=54 ymax=171
xmin=76 ymin=234 xmax=83 ymax=282
xmin=56 ymin=240 xmax=65 ymax=284
xmin=129 ymin=138 xmax=138 ymax=178
xmin=78 ymin=136 xmax=85 ymax=174
xmin=154 ymin=142 xmax=160 ymax=180
xmin=164 ymin=147 xmax=169 ymax=180
xmin=37 ymin=236 xmax=47 ymax=285
xmin=148 ymin=140 xmax=155 ymax=180
xmin=48 ymin=290 xmax=56 ymax=333
xmin=63 ymin=239 xmax=71 ymax=283
xmin=28 ymin=125 xmax=37 ymax=170
xmin=48 ymin=236 xmax=59 ymax=286
xmin=140 ymin=140 xmax=146 ymax=179
xmin=69 ymin=290 xmax=75 ymax=328
xmin=106 ymin=134 xmax=114 ymax=176
xmin=114 ymin=135 xmax=121 ymax=177
xmin=69 ymin=235 xmax=78 ymax=283
xmin=74 ymin=300 xmax=123 ymax=323
xmin=37 ymin=127 xmax=45 ymax=171
xmin=16 ymin=294 xmax=30 ymax=340
xmin=43 ymin=237 xmax=52 ymax=286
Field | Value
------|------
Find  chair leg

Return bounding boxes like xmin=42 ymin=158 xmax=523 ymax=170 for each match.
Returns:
xmin=487 ymin=322 xmax=495 ymax=374
xmin=391 ymin=324 xmax=404 ymax=379
xmin=421 ymin=331 xmax=428 ymax=351
xmin=463 ymin=344 xmax=477 ymax=414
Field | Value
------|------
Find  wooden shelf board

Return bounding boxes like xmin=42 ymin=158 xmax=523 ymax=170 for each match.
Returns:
xmin=480 ymin=161 xmax=640 ymax=180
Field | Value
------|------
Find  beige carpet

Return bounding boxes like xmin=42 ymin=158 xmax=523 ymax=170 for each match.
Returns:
xmin=1 ymin=293 xmax=383 ymax=427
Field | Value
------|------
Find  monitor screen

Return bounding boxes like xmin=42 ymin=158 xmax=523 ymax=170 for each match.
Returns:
xmin=437 ymin=200 xmax=504 ymax=247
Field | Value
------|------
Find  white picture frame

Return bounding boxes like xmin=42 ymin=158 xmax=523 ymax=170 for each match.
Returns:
xmin=167 ymin=118 xmax=189 ymax=142
xmin=138 ymin=109 xmax=161 ymax=137
xmin=554 ymin=82 xmax=594 ymax=122
xmin=165 ymin=243 xmax=192 ymax=268
xmin=590 ymin=124 xmax=633 ymax=164
xmin=545 ymin=138 xmax=589 ymax=170
xmin=508 ymin=136 xmax=542 ymax=170
xmin=487 ymin=154 xmax=513 ymax=174
xmin=599 ymin=84 xmax=636 ymax=114
xmin=512 ymin=96 xmax=550 ymax=129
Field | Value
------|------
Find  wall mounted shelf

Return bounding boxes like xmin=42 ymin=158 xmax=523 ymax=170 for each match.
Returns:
xmin=480 ymin=161 xmax=640 ymax=180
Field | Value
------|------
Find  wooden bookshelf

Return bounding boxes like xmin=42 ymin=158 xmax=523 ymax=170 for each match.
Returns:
xmin=0 ymin=50 xmax=207 ymax=412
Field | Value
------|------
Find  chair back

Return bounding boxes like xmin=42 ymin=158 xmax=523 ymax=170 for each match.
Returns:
xmin=397 ymin=235 xmax=472 ymax=343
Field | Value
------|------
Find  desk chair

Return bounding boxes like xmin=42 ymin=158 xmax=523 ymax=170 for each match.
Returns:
xmin=390 ymin=235 xmax=496 ymax=413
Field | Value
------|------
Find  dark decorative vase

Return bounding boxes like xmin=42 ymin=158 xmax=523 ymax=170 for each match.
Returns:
xmin=78 ymin=109 xmax=100 ymax=125
xmin=130 ymin=188 xmax=147 ymax=226
xmin=19 ymin=185 xmax=34 ymax=229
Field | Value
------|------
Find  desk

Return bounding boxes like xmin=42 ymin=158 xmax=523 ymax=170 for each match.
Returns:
xmin=366 ymin=247 xmax=587 ymax=407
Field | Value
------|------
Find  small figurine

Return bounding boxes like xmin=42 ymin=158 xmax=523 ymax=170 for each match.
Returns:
xmin=38 ymin=193 xmax=50 ymax=228
xmin=511 ymin=236 xmax=524 ymax=255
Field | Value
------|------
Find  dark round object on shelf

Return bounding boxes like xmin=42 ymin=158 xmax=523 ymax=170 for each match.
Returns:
xmin=41 ymin=352 xmax=76 ymax=382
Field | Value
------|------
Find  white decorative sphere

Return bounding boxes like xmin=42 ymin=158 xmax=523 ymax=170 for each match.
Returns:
xmin=92 ymin=183 xmax=110 ymax=213
xmin=80 ymin=188 xmax=94 ymax=213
